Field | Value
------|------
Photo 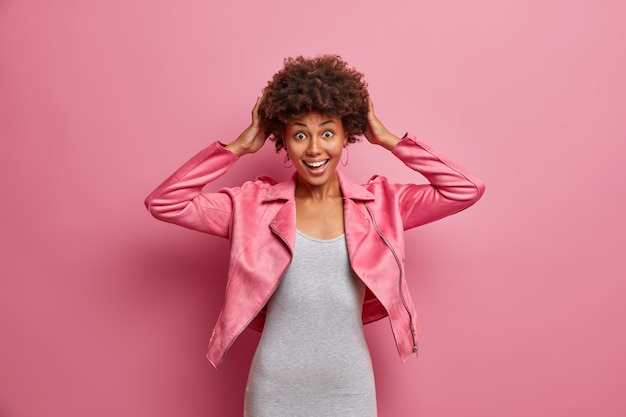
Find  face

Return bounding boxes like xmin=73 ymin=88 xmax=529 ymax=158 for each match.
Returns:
xmin=283 ymin=112 xmax=347 ymax=191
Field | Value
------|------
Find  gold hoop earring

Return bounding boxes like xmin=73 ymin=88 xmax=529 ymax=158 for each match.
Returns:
xmin=341 ymin=145 xmax=349 ymax=167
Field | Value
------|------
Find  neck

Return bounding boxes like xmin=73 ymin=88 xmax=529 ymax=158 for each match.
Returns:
xmin=294 ymin=173 xmax=342 ymax=201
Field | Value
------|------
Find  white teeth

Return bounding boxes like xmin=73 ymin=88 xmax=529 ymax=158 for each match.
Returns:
xmin=306 ymin=160 xmax=327 ymax=168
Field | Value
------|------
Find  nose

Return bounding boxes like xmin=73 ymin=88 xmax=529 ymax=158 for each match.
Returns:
xmin=306 ymin=137 xmax=322 ymax=155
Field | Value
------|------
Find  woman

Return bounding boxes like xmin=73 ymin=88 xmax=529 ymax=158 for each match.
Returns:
xmin=145 ymin=55 xmax=485 ymax=416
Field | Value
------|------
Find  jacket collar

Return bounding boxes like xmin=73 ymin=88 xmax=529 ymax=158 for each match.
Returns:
xmin=262 ymin=170 xmax=375 ymax=202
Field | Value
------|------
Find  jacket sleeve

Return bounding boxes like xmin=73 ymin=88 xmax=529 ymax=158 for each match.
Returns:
xmin=144 ymin=142 xmax=239 ymax=238
xmin=389 ymin=133 xmax=486 ymax=230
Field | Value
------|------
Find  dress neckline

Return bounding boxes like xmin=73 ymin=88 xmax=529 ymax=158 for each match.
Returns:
xmin=296 ymin=229 xmax=345 ymax=243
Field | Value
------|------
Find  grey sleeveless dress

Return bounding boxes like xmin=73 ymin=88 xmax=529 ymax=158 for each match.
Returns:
xmin=244 ymin=230 xmax=377 ymax=417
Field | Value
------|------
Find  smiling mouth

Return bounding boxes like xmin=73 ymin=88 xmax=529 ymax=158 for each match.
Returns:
xmin=303 ymin=159 xmax=329 ymax=169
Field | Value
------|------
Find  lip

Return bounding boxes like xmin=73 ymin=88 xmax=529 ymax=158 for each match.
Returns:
xmin=302 ymin=159 xmax=330 ymax=175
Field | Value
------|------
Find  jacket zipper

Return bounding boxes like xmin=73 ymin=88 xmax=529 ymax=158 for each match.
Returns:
xmin=216 ymin=226 xmax=292 ymax=367
xmin=364 ymin=202 xmax=418 ymax=357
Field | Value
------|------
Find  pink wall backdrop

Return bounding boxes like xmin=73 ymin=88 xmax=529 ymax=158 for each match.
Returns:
xmin=1 ymin=0 xmax=625 ymax=416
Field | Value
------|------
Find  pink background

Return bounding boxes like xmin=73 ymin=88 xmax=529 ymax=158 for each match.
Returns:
xmin=1 ymin=0 xmax=625 ymax=416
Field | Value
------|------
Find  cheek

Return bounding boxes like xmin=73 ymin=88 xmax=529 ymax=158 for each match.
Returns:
xmin=285 ymin=141 xmax=304 ymax=160
xmin=284 ymin=138 xmax=298 ymax=152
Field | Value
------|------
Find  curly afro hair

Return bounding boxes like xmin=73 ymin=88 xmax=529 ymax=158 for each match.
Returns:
xmin=258 ymin=55 xmax=369 ymax=152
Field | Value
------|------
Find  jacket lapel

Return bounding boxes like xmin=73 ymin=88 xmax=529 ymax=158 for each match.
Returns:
xmin=264 ymin=173 xmax=297 ymax=252
xmin=337 ymin=171 xmax=377 ymax=267
xmin=262 ymin=170 xmax=376 ymax=257
xmin=268 ymin=200 xmax=296 ymax=252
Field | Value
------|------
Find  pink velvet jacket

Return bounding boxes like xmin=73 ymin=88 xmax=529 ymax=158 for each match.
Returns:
xmin=145 ymin=133 xmax=485 ymax=368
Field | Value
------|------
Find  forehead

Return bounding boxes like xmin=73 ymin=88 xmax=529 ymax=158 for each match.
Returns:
xmin=286 ymin=112 xmax=341 ymax=128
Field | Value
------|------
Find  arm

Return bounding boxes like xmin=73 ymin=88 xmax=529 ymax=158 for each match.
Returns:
xmin=363 ymin=97 xmax=486 ymax=229
xmin=144 ymin=142 xmax=238 ymax=238
xmin=144 ymin=97 xmax=269 ymax=237
xmin=390 ymin=134 xmax=485 ymax=229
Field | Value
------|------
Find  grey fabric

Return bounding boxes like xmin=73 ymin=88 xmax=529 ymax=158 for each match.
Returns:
xmin=244 ymin=230 xmax=377 ymax=417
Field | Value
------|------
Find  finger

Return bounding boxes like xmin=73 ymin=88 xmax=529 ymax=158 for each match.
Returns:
xmin=251 ymin=96 xmax=262 ymax=119
xmin=366 ymin=95 xmax=375 ymax=114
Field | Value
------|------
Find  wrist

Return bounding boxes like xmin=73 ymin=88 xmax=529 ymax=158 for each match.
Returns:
xmin=224 ymin=141 xmax=246 ymax=157
xmin=378 ymin=132 xmax=402 ymax=151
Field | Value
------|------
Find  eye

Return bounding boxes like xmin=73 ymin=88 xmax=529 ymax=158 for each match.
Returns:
xmin=294 ymin=132 xmax=306 ymax=140
xmin=322 ymin=130 xmax=334 ymax=138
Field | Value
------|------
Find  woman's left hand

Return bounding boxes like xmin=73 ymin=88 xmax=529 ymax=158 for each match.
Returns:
xmin=363 ymin=96 xmax=402 ymax=151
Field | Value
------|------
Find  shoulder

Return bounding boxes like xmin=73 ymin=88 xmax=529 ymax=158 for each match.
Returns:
xmin=364 ymin=174 xmax=395 ymax=193
xmin=221 ymin=175 xmax=278 ymax=198
xmin=241 ymin=175 xmax=279 ymax=190
xmin=360 ymin=174 xmax=407 ymax=203
xmin=253 ymin=175 xmax=279 ymax=186
xmin=365 ymin=174 xmax=390 ymax=186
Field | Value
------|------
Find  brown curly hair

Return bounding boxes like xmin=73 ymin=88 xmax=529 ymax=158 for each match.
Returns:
xmin=258 ymin=55 xmax=369 ymax=152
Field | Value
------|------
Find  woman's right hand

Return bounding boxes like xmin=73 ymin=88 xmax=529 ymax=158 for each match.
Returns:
xmin=225 ymin=96 xmax=268 ymax=157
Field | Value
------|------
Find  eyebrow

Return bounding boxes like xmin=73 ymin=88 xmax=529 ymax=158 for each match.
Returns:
xmin=292 ymin=120 xmax=336 ymax=128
